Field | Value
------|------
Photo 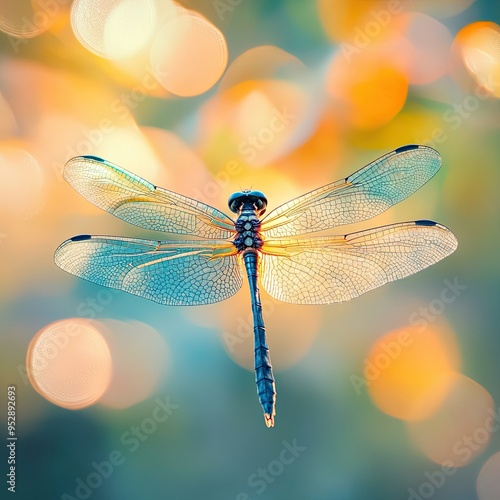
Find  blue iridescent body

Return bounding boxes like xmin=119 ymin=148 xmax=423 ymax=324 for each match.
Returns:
xmin=55 ymin=145 xmax=458 ymax=427
xmin=230 ymin=192 xmax=276 ymax=427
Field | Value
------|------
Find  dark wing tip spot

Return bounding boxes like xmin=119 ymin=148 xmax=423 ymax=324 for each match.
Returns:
xmin=415 ymin=220 xmax=437 ymax=226
xmin=80 ymin=155 xmax=105 ymax=162
xmin=395 ymin=144 xmax=420 ymax=154
xmin=71 ymin=234 xmax=92 ymax=241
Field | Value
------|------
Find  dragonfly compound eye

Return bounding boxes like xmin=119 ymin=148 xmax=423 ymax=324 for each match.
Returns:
xmin=228 ymin=192 xmax=246 ymax=213
xmin=228 ymin=191 xmax=267 ymax=214
xmin=248 ymin=190 xmax=267 ymax=214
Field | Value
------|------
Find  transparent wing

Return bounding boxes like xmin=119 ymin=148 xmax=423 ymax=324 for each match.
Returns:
xmin=261 ymin=145 xmax=441 ymax=237
xmin=260 ymin=220 xmax=457 ymax=304
xmin=64 ymin=156 xmax=236 ymax=239
xmin=54 ymin=235 xmax=242 ymax=305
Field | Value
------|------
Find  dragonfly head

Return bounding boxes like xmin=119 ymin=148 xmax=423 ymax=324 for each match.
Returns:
xmin=228 ymin=190 xmax=268 ymax=215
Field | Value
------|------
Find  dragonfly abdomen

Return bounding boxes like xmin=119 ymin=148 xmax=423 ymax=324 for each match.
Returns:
xmin=243 ymin=249 xmax=277 ymax=428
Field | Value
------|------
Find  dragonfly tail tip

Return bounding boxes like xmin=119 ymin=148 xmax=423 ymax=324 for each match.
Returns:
xmin=264 ymin=414 xmax=275 ymax=428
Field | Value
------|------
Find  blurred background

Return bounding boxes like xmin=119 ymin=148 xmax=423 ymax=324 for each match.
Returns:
xmin=0 ymin=0 xmax=499 ymax=499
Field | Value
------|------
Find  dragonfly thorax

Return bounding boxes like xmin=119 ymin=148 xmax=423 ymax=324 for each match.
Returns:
xmin=233 ymin=210 xmax=264 ymax=251
xmin=228 ymin=190 xmax=267 ymax=215
xmin=230 ymin=192 xmax=266 ymax=251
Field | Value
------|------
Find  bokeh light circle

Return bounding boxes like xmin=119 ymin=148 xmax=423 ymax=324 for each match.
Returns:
xmin=27 ymin=319 xmax=112 ymax=409
xmin=453 ymin=22 xmax=500 ymax=98
xmin=407 ymin=374 xmax=495 ymax=467
xmin=71 ymin=0 xmax=156 ymax=59
xmin=0 ymin=0 xmax=60 ymax=38
xmin=366 ymin=324 xmax=460 ymax=421
xmin=327 ymin=50 xmax=408 ymax=129
xmin=150 ymin=12 xmax=228 ymax=96
xmin=477 ymin=452 xmax=500 ymax=500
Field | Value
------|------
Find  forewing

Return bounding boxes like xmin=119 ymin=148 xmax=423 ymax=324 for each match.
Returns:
xmin=260 ymin=220 xmax=457 ymax=304
xmin=64 ymin=156 xmax=235 ymax=239
xmin=261 ymin=145 xmax=441 ymax=237
xmin=55 ymin=235 xmax=242 ymax=305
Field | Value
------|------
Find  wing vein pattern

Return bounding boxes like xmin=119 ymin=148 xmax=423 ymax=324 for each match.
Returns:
xmin=64 ymin=156 xmax=235 ymax=239
xmin=260 ymin=221 xmax=457 ymax=304
xmin=55 ymin=236 xmax=242 ymax=305
xmin=261 ymin=145 xmax=441 ymax=237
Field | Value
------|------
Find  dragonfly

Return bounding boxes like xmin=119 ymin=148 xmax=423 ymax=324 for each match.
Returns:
xmin=55 ymin=144 xmax=457 ymax=428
